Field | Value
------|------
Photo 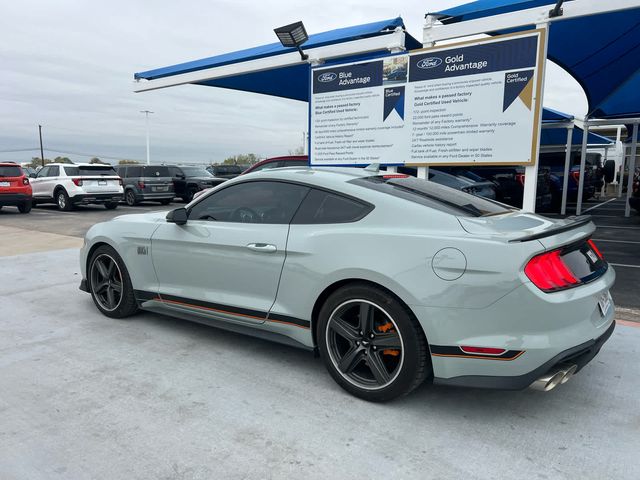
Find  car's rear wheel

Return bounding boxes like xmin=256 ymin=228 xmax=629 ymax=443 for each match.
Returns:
xmin=159 ymin=199 xmax=171 ymax=205
xmin=125 ymin=190 xmax=138 ymax=206
xmin=88 ymin=245 xmax=138 ymax=318
xmin=317 ymin=283 xmax=430 ymax=402
xmin=56 ymin=189 xmax=74 ymax=211
xmin=104 ymin=202 xmax=118 ymax=210
xmin=18 ymin=201 xmax=32 ymax=213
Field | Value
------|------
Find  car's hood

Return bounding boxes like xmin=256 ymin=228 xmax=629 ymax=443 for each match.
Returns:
xmin=111 ymin=211 xmax=169 ymax=223
xmin=189 ymin=176 xmax=218 ymax=182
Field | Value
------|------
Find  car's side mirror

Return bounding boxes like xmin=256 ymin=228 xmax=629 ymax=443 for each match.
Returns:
xmin=166 ymin=207 xmax=188 ymax=225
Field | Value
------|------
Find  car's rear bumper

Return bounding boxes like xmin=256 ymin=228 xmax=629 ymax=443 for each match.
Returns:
xmin=139 ymin=192 xmax=175 ymax=200
xmin=72 ymin=193 xmax=123 ymax=205
xmin=433 ymin=320 xmax=615 ymax=390
xmin=0 ymin=193 xmax=31 ymax=206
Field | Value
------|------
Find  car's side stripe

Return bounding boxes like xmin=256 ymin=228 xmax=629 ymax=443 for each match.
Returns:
xmin=134 ymin=290 xmax=310 ymax=329
xmin=430 ymin=345 xmax=525 ymax=361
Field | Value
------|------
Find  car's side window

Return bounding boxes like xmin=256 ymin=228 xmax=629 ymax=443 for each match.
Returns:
xmin=127 ymin=166 xmax=142 ymax=177
xmin=189 ymin=181 xmax=309 ymax=224
xmin=291 ymin=188 xmax=373 ymax=224
xmin=49 ymin=166 xmax=59 ymax=177
xmin=169 ymin=167 xmax=182 ymax=177
xmin=37 ymin=166 xmax=50 ymax=178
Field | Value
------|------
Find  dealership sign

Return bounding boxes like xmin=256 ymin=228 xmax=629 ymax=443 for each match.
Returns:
xmin=309 ymin=30 xmax=546 ymax=166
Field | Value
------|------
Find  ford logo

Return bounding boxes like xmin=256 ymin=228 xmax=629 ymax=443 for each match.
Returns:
xmin=318 ymin=72 xmax=337 ymax=83
xmin=416 ymin=57 xmax=442 ymax=69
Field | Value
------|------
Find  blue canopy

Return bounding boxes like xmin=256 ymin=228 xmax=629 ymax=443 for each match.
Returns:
xmin=542 ymin=107 xmax=573 ymax=123
xmin=432 ymin=1 xmax=640 ymax=119
xmin=135 ymin=18 xmax=421 ymax=102
xmin=541 ymin=127 xmax=612 ymax=147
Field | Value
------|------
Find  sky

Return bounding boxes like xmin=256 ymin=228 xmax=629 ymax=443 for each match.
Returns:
xmin=0 ymin=0 xmax=588 ymax=165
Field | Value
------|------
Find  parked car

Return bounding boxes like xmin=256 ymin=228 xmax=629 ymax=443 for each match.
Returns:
xmin=242 ymin=156 xmax=308 ymax=174
xmin=206 ymin=164 xmax=245 ymax=179
xmin=0 ymin=162 xmax=32 ymax=213
xmin=398 ymin=166 xmax=497 ymax=199
xmin=629 ymin=168 xmax=640 ymax=213
xmin=22 ymin=166 xmax=37 ymax=178
xmin=31 ymin=163 xmax=123 ymax=210
xmin=539 ymin=151 xmax=602 ymax=206
xmin=457 ymin=165 xmax=554 ymax=211
xmin=166 ymin=165 xmax=226 ymax=202
xmin=115 ymin=165 xmax=174 ymax=206
xmin=80 ymin=166 xmax=614 ymax=402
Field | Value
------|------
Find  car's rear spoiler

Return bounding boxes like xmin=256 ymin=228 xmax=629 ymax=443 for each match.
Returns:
xmin=508 ymin=215 xmax=592 ymax=243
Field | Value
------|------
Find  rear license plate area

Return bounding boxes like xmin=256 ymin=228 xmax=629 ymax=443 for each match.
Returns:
xmin=598 ymin=290 xmax=612 ymax=317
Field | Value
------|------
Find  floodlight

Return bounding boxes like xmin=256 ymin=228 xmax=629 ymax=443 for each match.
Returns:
xmin=274 ymin=21 xmax=309 ymax=60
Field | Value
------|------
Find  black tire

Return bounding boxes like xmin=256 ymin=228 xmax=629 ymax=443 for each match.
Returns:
xmin=104 ymin=202 xmax=118 ymax=210
xmin=88 ymin=245 xmax=138 ymax=318
xmin=125 ymin=189 xmax=139 ymax=206
xmin=317 ymin=283 xmax=430 ymax=402
xmin=18 ymin=200 xmax=32 ymax=213
xmin=56 ymin=189 xmax=74 ymax=211
xmin=603 ymin=160 xmax=616 ymax=184
xmin=183 ymin=186 xmax=198 ymax=203
xmin=159 ymin=199 xmax=171 ymax=205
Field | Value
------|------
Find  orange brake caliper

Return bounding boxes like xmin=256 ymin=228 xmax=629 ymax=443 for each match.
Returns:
xmin=377 ymin=322 xmax=400 ymax=356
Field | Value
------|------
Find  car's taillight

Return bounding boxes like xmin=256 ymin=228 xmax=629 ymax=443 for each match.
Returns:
xmin=118 ymin=178 xmax=123 ymax=186
xmin=138 ymin=181 xmax=145 ymax=188
xmin=22 ymin=177 xmax=29 ymax=185
xmin=515 ymin=173 xmax=525 ymax=186
xmin=587 ymin=239 xmax=604 ymax=260
xmin=72 ymin=178 xmax=83 ymax=186
xmin=525 ymin=250 xmax=579 ymax=292
xmin=571 ymin=171 xmax=580 ymax=183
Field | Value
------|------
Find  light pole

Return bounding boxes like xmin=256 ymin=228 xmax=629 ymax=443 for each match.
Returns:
xmin=140 ymin=110 xmax=154 ymax=165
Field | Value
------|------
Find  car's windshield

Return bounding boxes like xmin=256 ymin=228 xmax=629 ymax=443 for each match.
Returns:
xmin=0 ymin=166 xmax=22 ymax=177
xmin=351 ymin=175 xmax=513 ymax=217
xmin=180 ymin=167 xmax=212 ymax=177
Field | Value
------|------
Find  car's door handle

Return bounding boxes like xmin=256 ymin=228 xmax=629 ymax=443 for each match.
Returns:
xmin=246 ymin=243 xmax=277 ymax=253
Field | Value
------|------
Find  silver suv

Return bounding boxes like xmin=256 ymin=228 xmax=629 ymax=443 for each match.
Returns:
xmin=30 ymin=163 xmax=123 ymax=210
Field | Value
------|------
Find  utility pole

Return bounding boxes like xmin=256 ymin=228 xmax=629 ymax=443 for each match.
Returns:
xmin=140 ymin=110 xmax=154 ymax=165
xmin=38 ymin=125 xmax=45 ymax=167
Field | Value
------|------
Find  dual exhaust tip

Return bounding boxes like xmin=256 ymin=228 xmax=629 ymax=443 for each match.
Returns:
xmin=530 ymin=364 xmax=578 ymax=392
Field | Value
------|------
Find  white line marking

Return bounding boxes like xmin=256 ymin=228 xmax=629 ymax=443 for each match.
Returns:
xmin=582 ymin=198 xmax=622 ymax=213
xmin=592 ymin=238 xmax=640 ymax=245
xmin=609 ymin=263 xmax=640 ymax=269
xmin=595 ymin=225 xmax=640 ymax=230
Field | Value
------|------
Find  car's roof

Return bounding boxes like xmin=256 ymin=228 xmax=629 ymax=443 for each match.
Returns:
xmin=0 ymin=162 xmax=22 ymax=167
xmin=243 ymin=166 xmax=373 ymax=188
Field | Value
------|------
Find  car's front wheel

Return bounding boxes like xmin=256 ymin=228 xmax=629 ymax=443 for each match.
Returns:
xmin=88 ymin=245 xmax=138 ymax=318
xmin=317 ymin=283 xmax=430 ymax=402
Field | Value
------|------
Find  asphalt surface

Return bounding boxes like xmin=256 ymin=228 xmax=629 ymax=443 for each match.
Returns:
xmin=1 ymin=247 xmax=639 ymax=480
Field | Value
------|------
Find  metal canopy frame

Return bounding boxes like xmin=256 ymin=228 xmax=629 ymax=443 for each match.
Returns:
xmin=423 ymin=0 xmax=639 ymax=215
xmin=134 ymin=29 xmax=407 ymax=93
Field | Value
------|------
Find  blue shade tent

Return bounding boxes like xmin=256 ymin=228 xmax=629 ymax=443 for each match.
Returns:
xmin=135 ymin=17 xmax=422 ymax=102
xmin=541 ymin=127 xmax=612 ymax=147
xmin=542 ymin=107 xmax=573 ymax=123
xmin=431 ymin=1 xmax=640 ymax=119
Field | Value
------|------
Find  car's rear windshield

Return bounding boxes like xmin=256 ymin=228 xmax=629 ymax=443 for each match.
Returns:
xmin=65 ymin=166 xmax=117 ymax=176
xmin=0 ymin=166 xmax=22 ymax=177
xmin=142 ymin=166 xmax=171 ymax=177
xmin=351 ymin=175 xmax=514 ymax=217
xmin=181 ymin=167 xmax=212 ymax=177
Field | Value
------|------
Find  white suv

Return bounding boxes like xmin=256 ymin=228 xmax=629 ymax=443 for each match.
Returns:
xmin=30 ymin=163 xmax=124 ymax=210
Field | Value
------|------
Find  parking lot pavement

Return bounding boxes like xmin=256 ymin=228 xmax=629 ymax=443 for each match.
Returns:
xmin=1 ymin=248 xmax=639 ymax=480
xmin=0 ymin=202 xmax=175 ymax=238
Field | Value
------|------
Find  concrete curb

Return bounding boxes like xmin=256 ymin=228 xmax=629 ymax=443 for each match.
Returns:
xmin=0 ymin=225 xmax=83 ymax=256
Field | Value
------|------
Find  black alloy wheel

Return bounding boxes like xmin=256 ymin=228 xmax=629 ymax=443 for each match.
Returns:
xmin=317 ymin=284 xmax=430 ymax=402
xmin=125 ymin=190 xmax=138 ymax=206
xmin=88 ymin=245 xmax=138 ymax=318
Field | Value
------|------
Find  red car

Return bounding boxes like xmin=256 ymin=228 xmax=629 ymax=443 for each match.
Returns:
xmin=241 ymin=155 xmax=308 ymax=174
xmin=0 ymin=163 xmax=32 ymax=213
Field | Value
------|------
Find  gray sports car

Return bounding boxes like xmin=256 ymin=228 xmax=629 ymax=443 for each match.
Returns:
xmin=80 ymin=167 xmax=615 ymax=401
